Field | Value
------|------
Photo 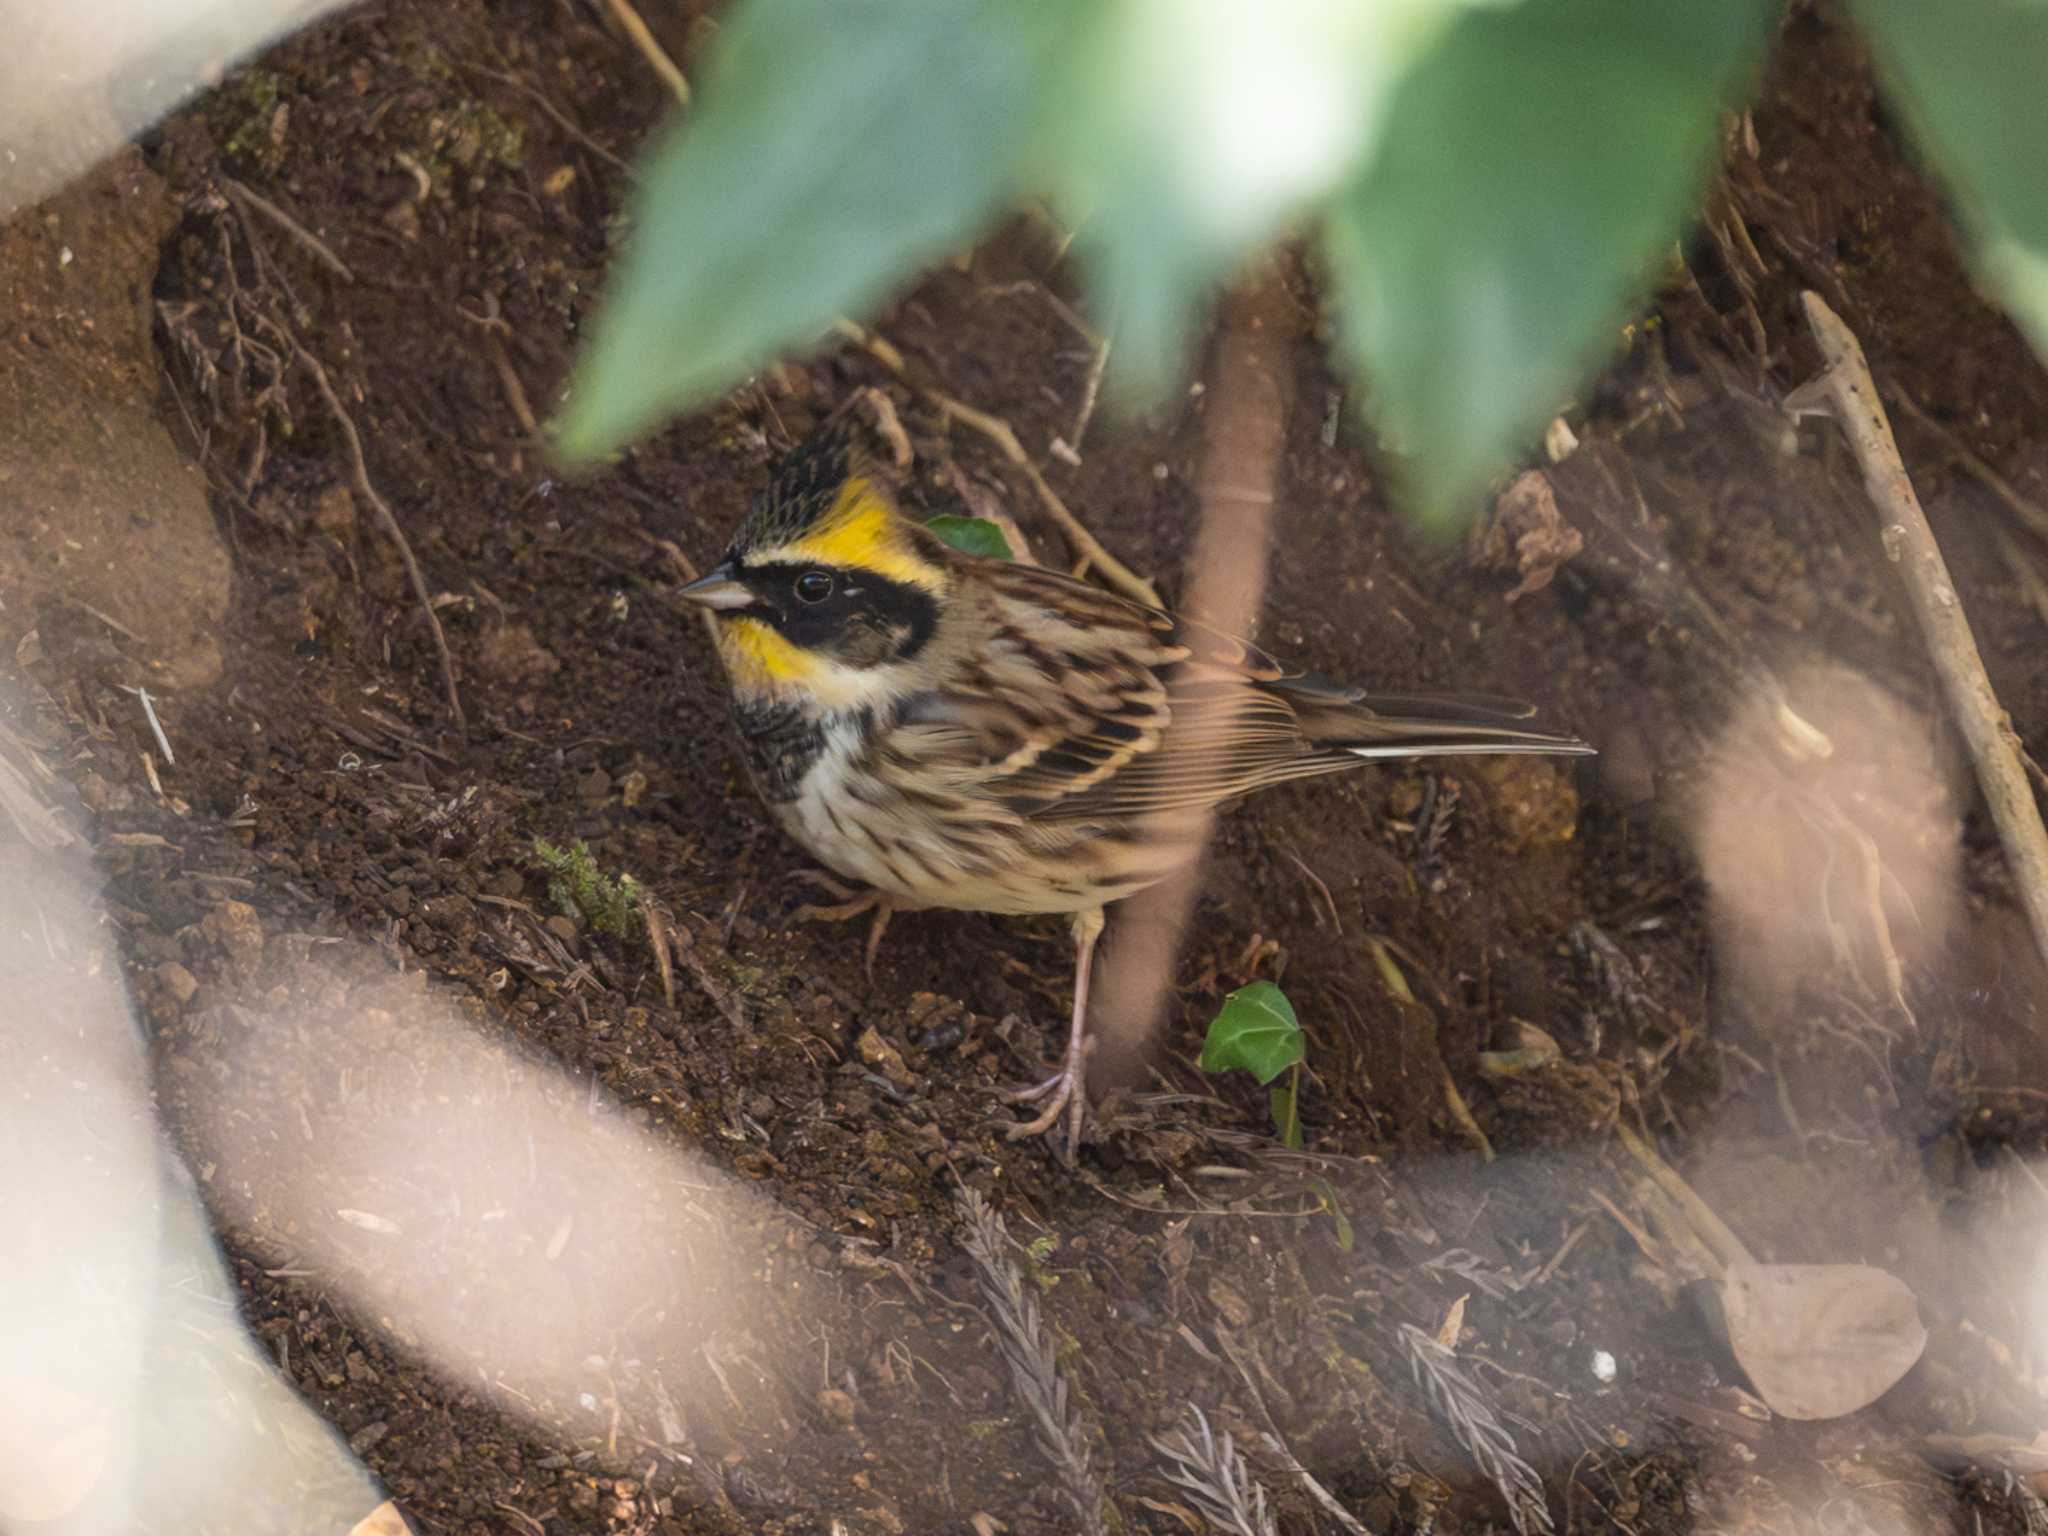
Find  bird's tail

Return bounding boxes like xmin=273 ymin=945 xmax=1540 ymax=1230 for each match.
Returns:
xmin=1294 ymin=687 xmax=1595 ymax=760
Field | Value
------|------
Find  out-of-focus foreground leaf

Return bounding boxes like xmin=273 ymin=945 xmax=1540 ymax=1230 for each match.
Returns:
xmin=1046 ymin=0 xmax=1483 ymax=406
xmin=556 ymin=0 xmax=1075 ymax=461
xmin=1325 ymin=0 xmax=1774 ymax=531
xmin=1850 ymin=0 xmax=2048 ymax=364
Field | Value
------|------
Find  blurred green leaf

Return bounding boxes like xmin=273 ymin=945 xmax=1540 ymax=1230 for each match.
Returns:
xmin=1048 ymin=0 xmax=1478 ymax=404
xmin=557 ymin=0 xmax=1076 ymax=461
xmin=1325 ymin=0 xmax=1772 ymax=529
xmin=1851 ymin=0 xmax=2048 ymax=363
xmin=924 ymin=515 xmax=1014 ymax=560
xmin=1199 ymin=981 xmax=1305 ymax=1084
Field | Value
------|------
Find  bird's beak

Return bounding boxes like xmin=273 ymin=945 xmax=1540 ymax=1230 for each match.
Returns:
xmin=677 ymin=564 xmax=753 ymax=611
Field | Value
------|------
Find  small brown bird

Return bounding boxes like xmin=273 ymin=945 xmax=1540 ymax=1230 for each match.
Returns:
xmin=680 ymin=410 xmax=1593 ymax=1156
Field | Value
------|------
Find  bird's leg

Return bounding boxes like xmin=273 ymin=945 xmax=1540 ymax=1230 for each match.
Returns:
xmin=1003 ymin=906 xmax=1105 ymax=1162
xmin=790 ymin=871 xmax=907 ymax=980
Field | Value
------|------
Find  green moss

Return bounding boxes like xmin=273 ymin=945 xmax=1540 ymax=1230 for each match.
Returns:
xmin=220 ymin=68 xmax=286 ymax=169
xmin=532 ymin=838 xmax=641 ymax=938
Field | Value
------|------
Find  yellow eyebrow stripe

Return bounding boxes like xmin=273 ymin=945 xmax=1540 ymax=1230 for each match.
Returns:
xmin=778 ymin=477 xmax=944 ymax=590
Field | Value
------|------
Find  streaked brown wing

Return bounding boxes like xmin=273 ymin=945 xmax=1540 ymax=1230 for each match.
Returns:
xmin=896 ymin=556 xmax=1587 ymax=825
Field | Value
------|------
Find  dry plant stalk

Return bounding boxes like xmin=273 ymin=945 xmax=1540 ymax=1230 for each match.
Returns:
xmin=1149 ymin=1406 xmax=1280 ymax=1536
xmin=1399 ymin=1323 xmax=1553 ymax=1535
xmin=830 ymin=318 xmax=1161 ymax=607
xmin=955 ymin=1189 xmax=1108 ymax=1536
xmin=1788 ymin=291 xmax=2048 ymax=988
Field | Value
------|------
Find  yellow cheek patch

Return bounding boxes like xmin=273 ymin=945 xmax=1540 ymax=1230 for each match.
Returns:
xmin=717 ymin=616 xmax=821 ymax=690
xmin=779 ymin=477 xmax=944 ymax=590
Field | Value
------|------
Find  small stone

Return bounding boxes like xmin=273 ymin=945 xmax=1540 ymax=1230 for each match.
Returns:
xmin=486 ymin=867 xmax=524 ymax=898
xmin=384 ymin=885 xmax=414 ymax=916
xmin=619 ymin=770 xmax=649 ymax=808
xmin=577 ymin=767 xmax=611 ymax=805
xmin=347 ymin=1420 xmax=390 ymax=1455
xmin=476 ymin=624 xmax=560 ymax=685
xmin=310 ymin=485 xmax=357 ymax=540
xmin=816 ymin=1388 xmax=857 ymax=1429
xmin=201 ymin=900 xmax=264 ymax=978
xmin=156 ymin=961 xmax=199 ymax=1005
xmin=545 ymin=915 xmax=580 ymax=947
xmin=854 ymin=1027 xmax=913 ymax=1086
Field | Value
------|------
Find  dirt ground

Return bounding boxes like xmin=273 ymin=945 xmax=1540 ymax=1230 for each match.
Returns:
xmin=12 ymin=1 xmax=2048 ymax=1532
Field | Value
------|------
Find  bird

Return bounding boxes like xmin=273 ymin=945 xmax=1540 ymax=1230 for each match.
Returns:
xmin=678 ymin=405 xmax=1594 ymax=1159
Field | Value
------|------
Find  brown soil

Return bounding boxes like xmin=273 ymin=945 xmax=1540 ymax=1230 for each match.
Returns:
xmin=13 ymin=1 xmax=2048 ymax=1532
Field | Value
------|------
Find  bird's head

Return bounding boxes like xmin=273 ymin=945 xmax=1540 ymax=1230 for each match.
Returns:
xmin=679 ymin=420 xmax=950 ymax=708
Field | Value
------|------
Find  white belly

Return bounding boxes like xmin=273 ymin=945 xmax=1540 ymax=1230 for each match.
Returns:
xmin=777 ymin=720 xmax=1120 ymax=917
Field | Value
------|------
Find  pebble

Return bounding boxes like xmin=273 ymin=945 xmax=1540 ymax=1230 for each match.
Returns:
xmin=201 ymin=899 xmax=264 ymax=978
xmin=854 ymin=1027 xmax=913 ymax=1086
xmin=156 ymin=961 xmax=199 ymax=1005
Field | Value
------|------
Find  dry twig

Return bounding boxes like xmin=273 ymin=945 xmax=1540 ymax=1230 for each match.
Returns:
xmin=1786 ymin=291 xmax=2048 ymax=987
xmin=599 ymin=0 xmax=690 ymax=104
xmin=832 ymin=319 xmax=1162 ymax=606
xmin=298 ymin=352 xmax=467 ymax=736
xmin=955 ymin=1189 xmax=1108 ymax=1536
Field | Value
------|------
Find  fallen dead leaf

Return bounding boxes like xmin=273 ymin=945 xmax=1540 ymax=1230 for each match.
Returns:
xmin=1720 ymin=1261 xmax=1925 ymax=1420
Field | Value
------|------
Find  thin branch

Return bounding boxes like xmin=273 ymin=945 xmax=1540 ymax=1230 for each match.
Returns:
xmin=1787 ymin=290 xmax=2048 ymax=991
xmin=599 ymin=0 xmax=690 ymax=104
xmin=832 ymin=319 xmax=1163 ymax=607
xmin=298 ymin=351 xmax=466 ymax=736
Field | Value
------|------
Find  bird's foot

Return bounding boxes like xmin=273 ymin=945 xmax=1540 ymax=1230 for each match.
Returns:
xmin=790 ymin=872 xmax=904 ymax=981
xmin=1002 ymin=1036 xmax=1090 ymax=1163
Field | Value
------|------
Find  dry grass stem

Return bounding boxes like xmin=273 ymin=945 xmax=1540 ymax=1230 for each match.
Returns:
xmin=1788 ymin=291 xmax=2048 ymax=994
xmin=955 ymin=1189 xmax=1107 ymax=1536
xmin=830 ymin=318 xmax=1161 ymax=607
xmin=299 ymin=350 xmax=467 ymax=736
xmin=600 ymin=0 xmax=690 ymax=104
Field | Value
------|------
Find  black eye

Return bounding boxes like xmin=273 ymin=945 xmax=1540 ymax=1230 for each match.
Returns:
xmin=794 ymin=570 xmax=835 ymax=604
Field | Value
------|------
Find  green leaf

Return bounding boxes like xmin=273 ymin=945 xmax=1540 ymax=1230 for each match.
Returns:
xmin=1305 ymin=1175 xmax=1355 ymax=1251
xmin=1324 ymin=0 xmax=1773 ymax=530
xmin=1199 ymin=981 xmax=1305 ymax=1084
xmin=1046 ymin=0 xmax=1480 ymax=404
xmin=556 ymin=0 xmax=1076 ymax=461
xmin=1850 ymin=0 xmax=2048 ymax=364
xmin=924 ymin=515 xmax=1014 ymax=561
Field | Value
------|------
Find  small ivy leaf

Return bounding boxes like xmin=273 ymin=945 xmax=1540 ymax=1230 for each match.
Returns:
xmin=924 ymin=515 xmax=1014 ymax=560
xmin=1199 ymin=981 xmax=1304 ymax=1084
